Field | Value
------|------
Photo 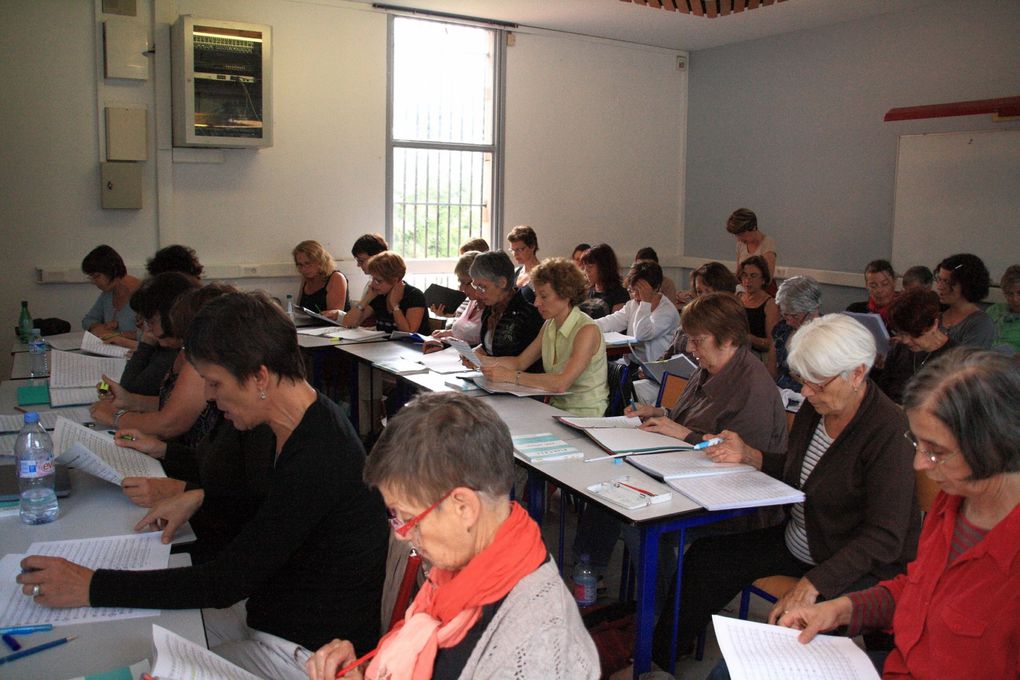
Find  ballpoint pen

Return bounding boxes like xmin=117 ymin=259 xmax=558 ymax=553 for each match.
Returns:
xmin=0 ymin=635 xmax=76 ymax=665
xmin=0 ymin=624 xmax=53 ymax=636
xmin=693 ymin=437 xmax=723 ymax=450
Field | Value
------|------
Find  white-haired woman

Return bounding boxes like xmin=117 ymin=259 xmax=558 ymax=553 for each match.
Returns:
xmin=651 ymin=313 xmax=922 ymax=671
xmin=767 ymin=275 xmax=822 ymax=392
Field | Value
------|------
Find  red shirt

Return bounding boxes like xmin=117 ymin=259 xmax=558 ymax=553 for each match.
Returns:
xmin=879 ymin=491 xmax=1020 ymax=679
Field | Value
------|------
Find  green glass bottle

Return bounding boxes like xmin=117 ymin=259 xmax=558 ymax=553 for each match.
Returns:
xmin=18 ymin=300 xmax=34 ymax=343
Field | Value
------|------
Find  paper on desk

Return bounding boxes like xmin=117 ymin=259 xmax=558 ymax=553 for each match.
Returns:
xmin=0 ymin=407 xmax=93 ymax=433
xmin=418 ymin=347 xmax=471 ymax=373
xmin=151 ymin=624 xmax=262 ymax=680
xmin=713 ymin=615 xmax=879 ymax=680
xmin=602 ymin=331 xmax=637 ymax=347
xmin=80 ymin=331 xmax=130 ymax=358
xmin=0 ymin=534 xmax=170 ymax=627
xmin=53 ymin=418 xmax=165 ymax=485
xmin=558 ymin=415 xmax=641 ymax=429
xmin=49 ymin=386 xmax=99 ymax=407
xmin=667 ymin=471 xmax=804 ymax=511
xmin=469 ymin=375 xmax=569 ymax=397
xmin=0 ymin=433 xmax=16 ymax=457
xmin=49 ymin=350 xmax=126 ymax=388
xmin=445 ymin=337 xmax=482 ymax=368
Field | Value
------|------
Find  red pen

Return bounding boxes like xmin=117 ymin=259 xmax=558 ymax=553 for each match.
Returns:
xmin=618 ymin=481 xmax=655 ymax=496
xmin=335 ymin=648 xmax=378 ymax=678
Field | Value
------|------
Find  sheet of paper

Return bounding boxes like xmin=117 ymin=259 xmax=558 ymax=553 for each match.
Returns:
xmin=0 ymin=534 xmax=170 ymax=627
xmin=296 ymin=326 xmax=339 ymax=336
xmin=373 ymin=359 xmax=428 ymax=375
xmin=602 ymin=331 xmax=638 ymax=346
xmin=80 ymin=331 xmax=131 ymax=358
xmin=0 ymin=433 xmax=17 ymax=457
xmin=445 ymin=337 xmax=482 ymax=368
xmin=559 ymin=415 xmax=640 ymax=429
xmin=298 ymin=306 xmax=344 ymax=326
xmin=324 ymin=327 xmax=388 ymax=343
xmin=151 ymin=624 xmax=262 ymax=680
xmin=668 ymin=471 xmax=804 ymax=511
xmin=49 ymin=387 xmax=99 ymax=407
xmin=53 ymin=418 xmax=165 ymax=485
xmin=49 ymin=350 xmax=126 ymax=388
xmin=713 ymin=615 xmax=880 ymax=680
xmin=417 ymin=347 xmax=470 ymax=373
xmin=43 ymin=331 xmax=86 ymax=351
xmin=0 ymin=407 xmax=93 ymax=433
xmin=470 ymin=375 xmax=568 ymax=397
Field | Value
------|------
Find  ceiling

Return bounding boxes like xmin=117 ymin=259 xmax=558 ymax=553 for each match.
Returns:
xmin=352 ymin=0 xmax=939 ymax=51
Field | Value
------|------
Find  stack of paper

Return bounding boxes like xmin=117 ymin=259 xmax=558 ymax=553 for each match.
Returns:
xmin=603 ymin=331 xmax=638 ymax=347
xmin=557 ymin=416 xmax=692 ymax=456
xmin=512 ymin=433 xmax=583 ymax=463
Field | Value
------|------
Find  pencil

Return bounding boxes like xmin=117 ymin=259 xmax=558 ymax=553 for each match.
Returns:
xmin=0 ymin=635 xmax=76 ymax=665
xmin=336 ymin=647 xmax=378 ymax=678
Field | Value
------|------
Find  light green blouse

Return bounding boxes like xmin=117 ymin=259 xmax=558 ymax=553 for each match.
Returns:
xmin=540 ymin=306 xmax=609 ymax=416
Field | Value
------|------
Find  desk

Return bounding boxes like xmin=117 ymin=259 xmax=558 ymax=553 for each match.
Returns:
xmin=0 ymin=468 xmax=205 ymax=679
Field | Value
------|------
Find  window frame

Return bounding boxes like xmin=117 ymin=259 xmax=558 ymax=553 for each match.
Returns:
xmin=385 ymin=14 xmax=506 ymax=269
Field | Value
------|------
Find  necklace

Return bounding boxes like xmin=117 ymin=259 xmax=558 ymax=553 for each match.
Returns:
xmin=913 ymin=350 xmax=933 ymax=373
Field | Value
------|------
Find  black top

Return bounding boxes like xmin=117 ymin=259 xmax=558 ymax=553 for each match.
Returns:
xmin=368 ymin=282 xmax=430 ymax=335
xmin=119 ymin=343 xmax=178 ymax=397
xmin=587 ymin=286 xmax=629 ymax=312
xmin=91 ymin=392 xmax=390 ymax=653
xmin=745 ymin=298 xmax=768 ymax=339
xmin=514 ymin=265 xmax=535 ymax=304
xmin=480 ymin=289 xmax=543 ymax=371
xmin=875 ymin=338 xmax=956 ymax=404
xmin=161 ymin=419 xmax=276 ymax=564
xmin=299 ymin=270 xmax=350 ymax=313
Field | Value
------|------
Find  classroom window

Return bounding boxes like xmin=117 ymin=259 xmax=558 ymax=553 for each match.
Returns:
xmin=388 ymin=16 xmax=503 ymax=260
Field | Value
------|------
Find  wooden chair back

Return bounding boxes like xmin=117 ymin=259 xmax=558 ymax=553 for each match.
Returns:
xmin=656 ymin=373 xmax=689 ymax=410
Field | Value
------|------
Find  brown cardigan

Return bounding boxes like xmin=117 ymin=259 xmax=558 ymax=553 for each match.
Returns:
xmin=761 ymin=380 xmax=922 ymax=597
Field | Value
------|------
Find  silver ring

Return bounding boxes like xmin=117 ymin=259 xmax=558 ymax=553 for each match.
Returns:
xmin=31 ymin=584 xmax=41 ymax=597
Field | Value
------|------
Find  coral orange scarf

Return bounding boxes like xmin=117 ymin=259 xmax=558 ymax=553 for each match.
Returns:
xmin=365 ymin=502 xmax=547 ymax=680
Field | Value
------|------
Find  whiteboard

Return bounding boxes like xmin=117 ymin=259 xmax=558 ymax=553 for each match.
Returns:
xmin=892 ymin=130 xmax=1020 ymax=285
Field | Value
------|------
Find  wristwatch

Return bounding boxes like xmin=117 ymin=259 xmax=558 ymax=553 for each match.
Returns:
xmin=113 ymin=408 xmax=128 ymax=428
xmin=353 ymin=302 xmax=366 ymax=312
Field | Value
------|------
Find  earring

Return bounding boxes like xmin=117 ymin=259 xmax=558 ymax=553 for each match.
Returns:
xmin=260 ymin=391 xmax=267 ymax=400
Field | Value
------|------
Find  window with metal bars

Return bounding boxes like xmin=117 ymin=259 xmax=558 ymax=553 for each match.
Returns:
xmin=387 ymin=16 xmax=503 ymax=260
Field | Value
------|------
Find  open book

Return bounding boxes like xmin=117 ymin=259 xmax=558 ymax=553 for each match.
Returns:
xmin=636 ymin=353 xmax=699 ymax=383
xmin=53 ymin=417 xmax=165 ymax=485
xmin=468 ymin=375 xmax=570 ymax=398
xmin=557 ymin=416 xmax=693 ymax=458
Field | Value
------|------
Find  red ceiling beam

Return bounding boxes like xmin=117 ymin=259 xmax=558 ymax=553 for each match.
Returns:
xmin=884 ymin=96 xmax=1020 ymax=122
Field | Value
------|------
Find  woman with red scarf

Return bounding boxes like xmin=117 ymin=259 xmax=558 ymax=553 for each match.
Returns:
xmin=306 ymin=392 xmax=599 ymax=680
xmin=846 ymin=259 xmax=898 ymax=329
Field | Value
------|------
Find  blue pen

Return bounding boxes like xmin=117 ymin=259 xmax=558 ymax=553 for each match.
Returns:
xmin=629 ymin=399 xmax=638 ymax=412
xmin=693 ymin=437 xmax=723 ymax=450
xmin=0 ymin=635 xmax=75 ymax=665
xmin=0 ymin=624 xmax=52 ymax=635
xmin=2 ymin=634 xmax=20 ymax=651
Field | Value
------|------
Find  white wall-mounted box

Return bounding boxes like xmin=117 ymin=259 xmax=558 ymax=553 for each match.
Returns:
xmin=171 ymin=16 xmax=272 ymax=148
xmin=104 ymin=20 xmax=149 ymax=80
xmin=105 ymin=107 xmax=148 ymax=160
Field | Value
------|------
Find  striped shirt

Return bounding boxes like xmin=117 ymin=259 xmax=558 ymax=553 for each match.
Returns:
xmin=784 ymin=421 xmax=834 ymax=565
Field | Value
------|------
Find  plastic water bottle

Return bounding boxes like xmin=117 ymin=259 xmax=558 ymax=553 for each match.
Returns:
xmin=285 ymin=294 xmax=295 ymax=321
xmin=18 ymin=300 xmax=33 ymax=343
xmin=15 ymin=412 xmax=59 ymax=524
xmin=28 ymin=329 xmax=47 ymax=378
xmin=573 ymin=553 xmax=598 ymax=607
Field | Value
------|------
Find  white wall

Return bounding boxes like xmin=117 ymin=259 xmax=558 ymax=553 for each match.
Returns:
xmin=682 ymin=0 xmax=1020 ymax=311
xmin=1 ymin=0 xmax=688 ymax=377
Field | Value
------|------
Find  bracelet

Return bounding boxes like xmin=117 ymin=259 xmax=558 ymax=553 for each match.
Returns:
xmin=515 ymin=370 xmax=521 ymax=385
xmin=113 ymin=408 xmax=129 ymax=428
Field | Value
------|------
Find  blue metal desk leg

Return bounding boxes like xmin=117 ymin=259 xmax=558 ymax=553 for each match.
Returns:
xmin=633 ymin=523 xmax=662 ymax=679
xmin=525 ymin=470 xmax=545 ymax=524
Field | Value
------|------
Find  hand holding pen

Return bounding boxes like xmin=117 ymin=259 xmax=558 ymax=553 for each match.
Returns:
xmin=699 ymin=430 xmax=764 ymax=469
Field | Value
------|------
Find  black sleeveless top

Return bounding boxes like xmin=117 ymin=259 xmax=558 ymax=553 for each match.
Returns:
xmin=298 ymin=271 xmax=349 ymax=313
xmin=745 ymin=298 xmax=768 ymax=339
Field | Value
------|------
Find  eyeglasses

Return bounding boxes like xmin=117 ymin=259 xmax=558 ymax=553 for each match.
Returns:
xmin=903 ymin=431 xmax=960 ymax=465
xmin=782 ymin=311 xmax=808 ymax=325
xmin=472 ymin=281 xmax=492 ymax=294
xmin=790 ymin=373 xmax=840 ymax=392
xmin=508 ymin=245 xmax=528 ymax=255
xmin=388 ymin=490 xmax=452 ymax=539
xmin=686 ymin=334 xmax=714 ymax=348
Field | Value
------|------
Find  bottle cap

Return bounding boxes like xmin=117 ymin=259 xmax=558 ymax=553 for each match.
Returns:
xmin=23 ymin=412 xmax=40 ymax=424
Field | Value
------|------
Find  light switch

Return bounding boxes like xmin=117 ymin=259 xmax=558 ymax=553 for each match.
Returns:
xmin=106 ymin=107 xmax=147 ymax=160
xmin=101 ymin=162 xmax=143 ymax=209
xmin=104 ymin=20 xmax=149 ymax=80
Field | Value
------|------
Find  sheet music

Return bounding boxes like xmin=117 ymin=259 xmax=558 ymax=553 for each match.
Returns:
xmin=0 ymin=433 xmax=16 ymax=457
xmin=49 ymin=387 xmax=98 ymax=407
xmin=49 ymin=350 xmax=126 ymax=388
xmin=53 ymin=418 xmax=165 ymax=485
xmin=668 ymin=471 xmax=804 ymax=511
xmin=585 ymin=427 xmax=693 ymax=454
xmin=712 ymin=615 xmax=880 ymax=680
xmin=151 ymin=624 xmax=262 ymax=680
xmin=0 ymin=534 xmax=170 ymax=627
xmin=43 ymin=331 xmax=85 ymax=351
xmin=559 ymin=415 xmax=641 ymax=429
xmin=0 ymin=407 xmax=93 ymax=433
xmin=80 ymin=331 xmax=130 ymax=358
xmin=628 ymin=451 xmax=754 ymax=479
